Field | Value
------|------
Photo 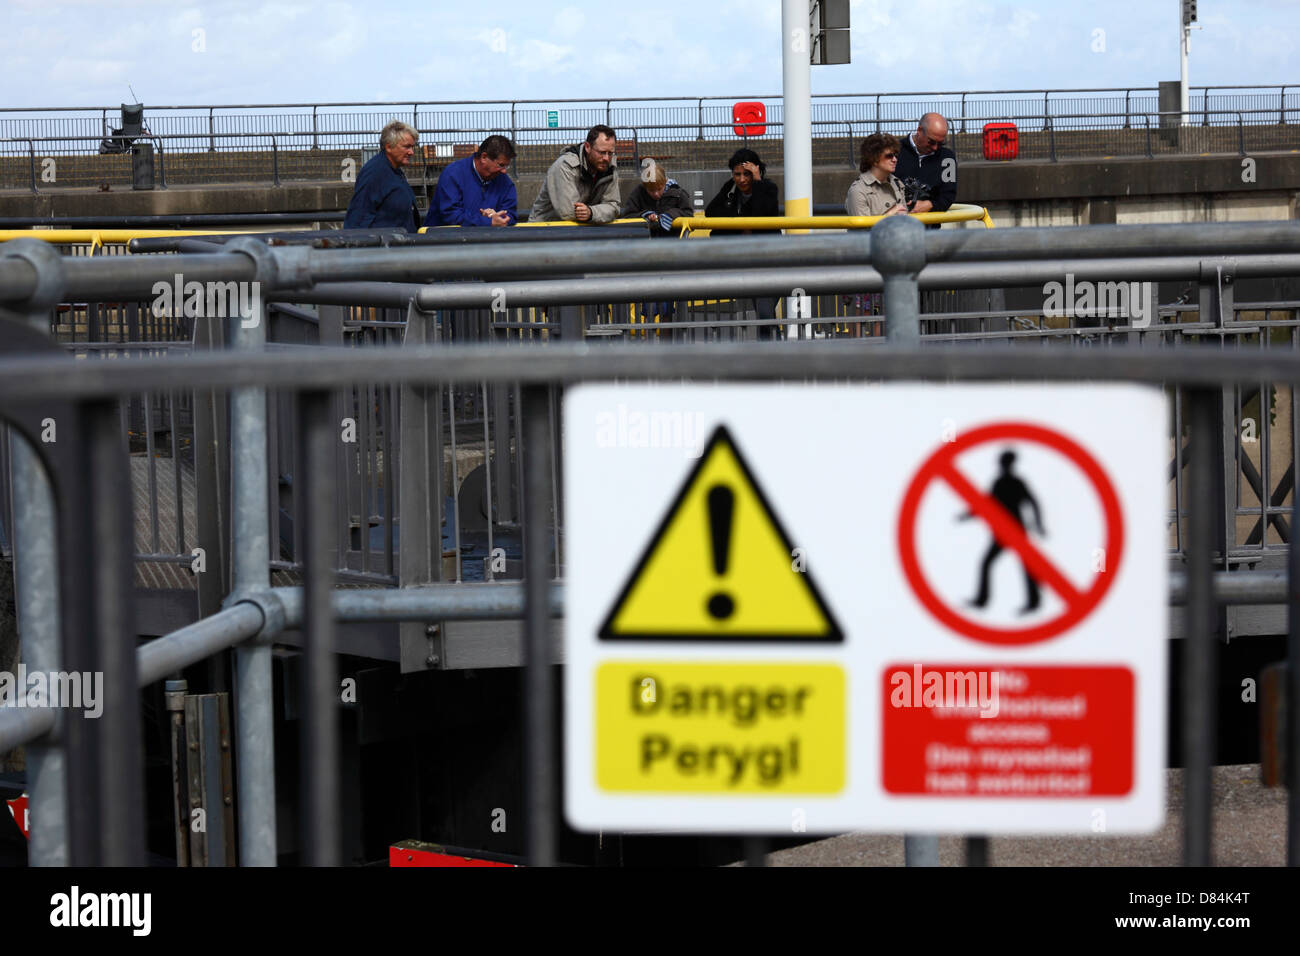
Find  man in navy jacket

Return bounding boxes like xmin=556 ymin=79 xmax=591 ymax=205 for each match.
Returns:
xmin=425 ymin=135 xmax=518 ymax=227
xmin=894 ymin=112 xmax=957 ymax=224
xmin=344 ymin=121 xmax=421 ymax=232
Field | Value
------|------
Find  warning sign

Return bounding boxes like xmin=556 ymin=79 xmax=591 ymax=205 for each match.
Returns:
xmin=898 ymin=423 xmax=1123 ymax=645
xmin=596 ymin=662 xmax=845 ymax=792
xmin=566 ymin=384 xmax=1168 ymax=835
xmin=600 ymin=426 xmax=842 ymax=643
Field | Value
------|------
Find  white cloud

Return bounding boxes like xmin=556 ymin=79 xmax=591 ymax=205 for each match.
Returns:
xmin=554 ymin=6 xmax=585 ymax=37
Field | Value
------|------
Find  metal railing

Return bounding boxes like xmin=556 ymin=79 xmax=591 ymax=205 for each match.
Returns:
xmin=2 ymin=85 xmax=1296 ymax=142
xmin=6 ymin=107 xmax=1298 ymax=195
xmin=0 ymin=220 xmax=1298 ymax=867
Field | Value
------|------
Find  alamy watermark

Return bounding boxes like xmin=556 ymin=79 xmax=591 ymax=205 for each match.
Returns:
xmin=889 ymin=665 xmax=1000 ymax=718
xmin=50 ymin=886 xmax=150 ymax=936
xmin=0 ymin=666 xmax=103 ymax=718
xmin=151 ymin=273 xmax=261 ymax=328
xmin=1042 ymin=274 xmax=1154 ymax=328
xmin=595 ymin=404 xmax=707 ymax=458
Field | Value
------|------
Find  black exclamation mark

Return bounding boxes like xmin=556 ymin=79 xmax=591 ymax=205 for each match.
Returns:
xmin=707 ymin=484 xmax=735 ymax=620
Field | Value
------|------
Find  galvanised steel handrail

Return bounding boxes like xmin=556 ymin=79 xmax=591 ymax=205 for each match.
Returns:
xmin=2 ymin=84 xmax=1289 ymax=118
xmin=1 ymin=220 xmax=1299 ymax=868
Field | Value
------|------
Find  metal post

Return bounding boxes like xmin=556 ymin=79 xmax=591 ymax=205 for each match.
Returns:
xmin=874 ymin=215 xmax=925 ymax=346
xmin=965 ymin=836 xmax=990 ymax=866
xmin=311 ymin=106 xmax=319 ymax=151
xmin=10 ymin=431 xmax=67 ymax=865
xmin=271 ymin=135 xmax=280 ymax=187
xmin=228 ymin=266 xmax=277 ymax=866
xmin=87 ymin=398 xmax=145 ymax=865
xmin=27 ymin=140 xmax=37 ymax=196
xmin=397 ymin=300 xmax=446 ymax=673
xmin=208 ymin=107 xmax=215 ymax=153
xmin=522 ymin=384 xmax=555 ymax=865
xmin=165 ymin=679 xmax=190 ymax=866
xmin=299 ymin=389 xmax=340 ymax=865
xmin=1184 ymin=387 xmax=1217 ymax=866
xmin=880 ymin=214 xmax=934 ymax=865
xmin=905 ymin=835 xmax=939 ymax=866
xmin=1180 ymin=14 xmax=1190 ymax=126
xmin=1284 ymin=478 xmax=1294 ymax=868
xmin=781 ymin=0 xmax=813 ymax=221
xmin=154 ymin=137 xmax=168 ymax=189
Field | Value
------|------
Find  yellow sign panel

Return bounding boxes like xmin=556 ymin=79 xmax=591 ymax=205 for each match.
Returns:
xmin=596 ymin=662 xmax=846 ymax=793
xmin=599 ymin=426 xmax=843 ymax=642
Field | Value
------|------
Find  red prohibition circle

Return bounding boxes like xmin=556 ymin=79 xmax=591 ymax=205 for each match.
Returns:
xmin=897 ymin=422 xmax=1124 ymax=645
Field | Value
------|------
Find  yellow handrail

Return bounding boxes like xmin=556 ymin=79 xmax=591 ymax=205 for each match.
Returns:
xmin=419 ymin=218 xmax=649 ymax=233
xmin=672 ymin=203 xmax=995 ymax=234
xmin=0 ymin=229 xmax=253 ymax=244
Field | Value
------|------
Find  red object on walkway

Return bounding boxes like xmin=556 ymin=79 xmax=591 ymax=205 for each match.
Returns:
xmin=6 ymin=795 xmax=29 ymax=840
xmin=983 ymin=122 xmax=1018 ymax=160
xmin=733 ymin=102 xmax=766 ymax=138
xmin=389 ymin=839 xmax=518 ymax=867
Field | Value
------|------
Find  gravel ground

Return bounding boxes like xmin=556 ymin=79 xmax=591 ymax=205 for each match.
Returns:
xmin=762 ymin=764 xmax=1288 ymax=866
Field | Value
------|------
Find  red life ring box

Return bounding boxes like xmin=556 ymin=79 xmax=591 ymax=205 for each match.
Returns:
xmin=982 ymin=122 xmax=1018 ymax=160
xmin=733 ymin=102 xmax=766 ymax=138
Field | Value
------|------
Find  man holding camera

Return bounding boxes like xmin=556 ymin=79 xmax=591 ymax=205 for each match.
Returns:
xmin=895 ymin=113 xmax=957 ymax=222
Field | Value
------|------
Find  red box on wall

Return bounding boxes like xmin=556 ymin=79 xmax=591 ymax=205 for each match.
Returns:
xmin=982 ymin=122 xmax=1018 ymax=160
xmin=733 ymin=102 xmax=766 ymax=137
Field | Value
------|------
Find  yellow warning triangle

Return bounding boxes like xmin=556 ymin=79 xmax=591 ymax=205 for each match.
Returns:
xmin=599 ymin=426 xmax=843 ymax=642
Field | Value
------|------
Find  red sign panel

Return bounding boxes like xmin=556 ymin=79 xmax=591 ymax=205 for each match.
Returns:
xmin=881 ymin=664 xmax=1135 ymax=796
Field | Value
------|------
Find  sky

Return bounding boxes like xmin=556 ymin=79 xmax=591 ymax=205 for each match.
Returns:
xmin=0 ymin=0 xmax=1296 ymax=107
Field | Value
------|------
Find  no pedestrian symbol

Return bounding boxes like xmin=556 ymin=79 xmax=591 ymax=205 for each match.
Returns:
xmin=897 ymin=422 xmax=1124 ymax=645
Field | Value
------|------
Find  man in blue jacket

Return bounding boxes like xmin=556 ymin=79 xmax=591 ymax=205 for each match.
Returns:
xmin=425 ymin=135 xmax=518 ymax=227
xmin=343 ymin=121 xmax=421 ymax=232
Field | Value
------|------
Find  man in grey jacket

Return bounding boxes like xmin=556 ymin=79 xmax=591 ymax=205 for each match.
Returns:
xmin=530 ymin=125 xmax=621 ymax=223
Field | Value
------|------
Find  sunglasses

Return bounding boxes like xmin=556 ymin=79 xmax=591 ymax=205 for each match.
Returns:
xmin=883 ymin=152 xmax=898 ymax=159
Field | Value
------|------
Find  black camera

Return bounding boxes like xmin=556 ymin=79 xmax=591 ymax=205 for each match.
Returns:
xmin=901 ymin=177 xmax=932 ymax=211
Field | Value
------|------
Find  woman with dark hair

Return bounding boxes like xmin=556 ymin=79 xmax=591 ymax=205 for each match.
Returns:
xmin=705 ymin=147 xmax=783 ymax=339
xmin=846 ymin=133 xmax=908 ymax=217
xmin=705 ymin=147 xmax=781 ymax=221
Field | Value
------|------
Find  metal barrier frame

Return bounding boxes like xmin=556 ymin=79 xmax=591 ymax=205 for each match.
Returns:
xmin=0 ymin=220 xmax=1297 ymax=867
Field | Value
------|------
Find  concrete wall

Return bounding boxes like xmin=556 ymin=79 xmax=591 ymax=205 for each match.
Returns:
xmin=1 ymin=152 xmax=1296 ymax=227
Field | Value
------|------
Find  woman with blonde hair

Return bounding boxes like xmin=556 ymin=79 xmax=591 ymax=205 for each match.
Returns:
xmin=620 ymin=158 xmax=693 ymax=236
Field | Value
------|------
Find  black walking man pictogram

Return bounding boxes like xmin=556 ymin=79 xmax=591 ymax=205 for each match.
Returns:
xmin=957 ymin=449 xmax=1047 ymax=614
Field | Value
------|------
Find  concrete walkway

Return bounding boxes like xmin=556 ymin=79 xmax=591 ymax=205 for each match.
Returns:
xmin=765 ymin=764 xmax=1288 ymax=866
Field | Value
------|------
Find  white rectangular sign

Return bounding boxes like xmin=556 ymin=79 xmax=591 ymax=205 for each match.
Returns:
xmin=564 ymin=384 xmax=1168 ymax=835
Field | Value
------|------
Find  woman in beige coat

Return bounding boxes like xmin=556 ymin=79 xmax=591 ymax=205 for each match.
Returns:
xmin=845 ymin=133 xmax=908 ymax=217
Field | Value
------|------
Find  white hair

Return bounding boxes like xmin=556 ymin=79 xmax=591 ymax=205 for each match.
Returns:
xmin=380 ymin=120 xmax=418 ymax=149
